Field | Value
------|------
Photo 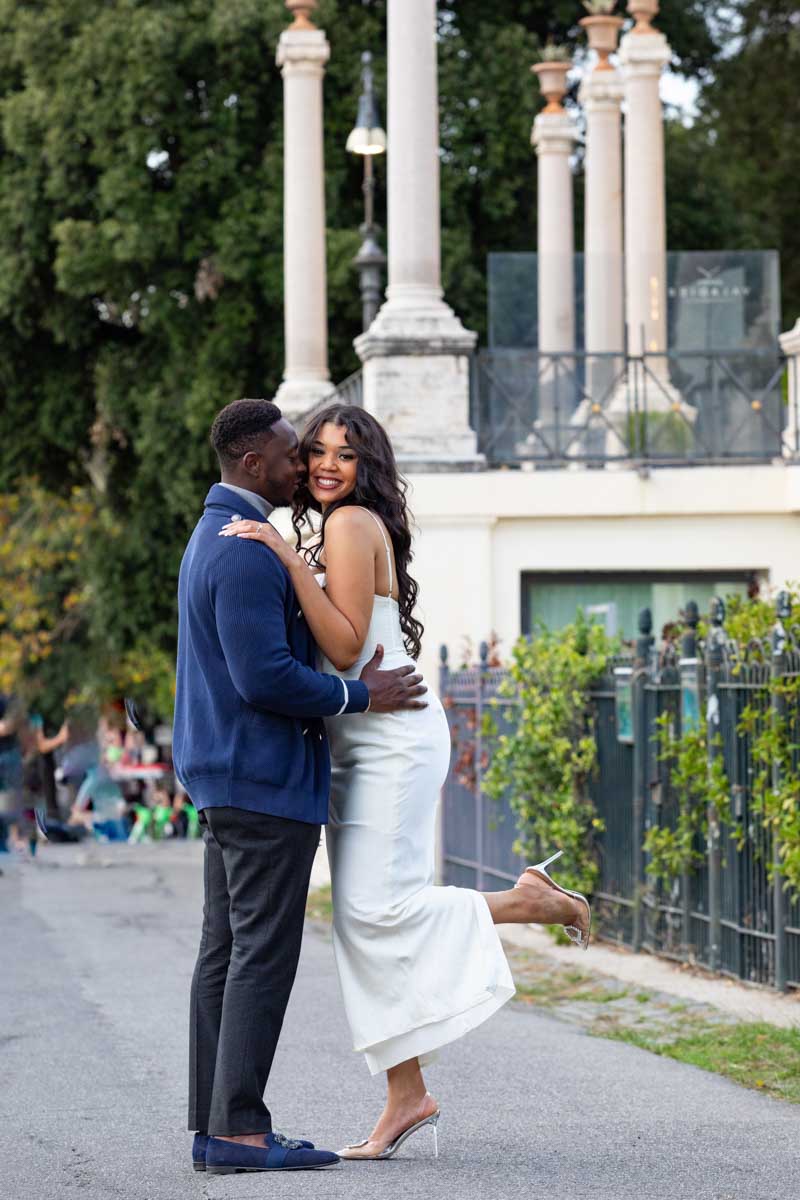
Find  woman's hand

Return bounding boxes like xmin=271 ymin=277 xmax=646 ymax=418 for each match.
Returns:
xmin=218 ymin=518 xmax=297 ymax=567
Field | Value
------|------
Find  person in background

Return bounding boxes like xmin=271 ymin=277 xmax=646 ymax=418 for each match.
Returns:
xmin=70 ymin=762 xmax=127 ymax=841
xmin=0 ymin=694 xmax=22 ymax=855
xmin=13 ymin=724 xmax=46 ymax=857
xmin=28 ymin=712 xmax=70 ymax=823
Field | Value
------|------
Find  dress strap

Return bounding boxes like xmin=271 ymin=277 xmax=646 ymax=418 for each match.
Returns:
xmin=360 ymin=508 xmax=394 ymax=598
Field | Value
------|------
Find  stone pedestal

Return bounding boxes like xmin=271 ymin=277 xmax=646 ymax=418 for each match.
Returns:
xmin=275 ymin=11 xmax=334 ymax=423
xmin=355 ymin=0 xmax=480 ymax=469
xmin=355 ymin=308 xmax=478 ymax=469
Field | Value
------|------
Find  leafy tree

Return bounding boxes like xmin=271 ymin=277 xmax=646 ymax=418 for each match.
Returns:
xmin=0 ymin=483 xmax=96 ymax=716
xmin=693 ymin=0 xmax=800 ymax=324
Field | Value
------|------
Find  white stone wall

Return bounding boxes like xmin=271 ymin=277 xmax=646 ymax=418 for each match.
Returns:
xmin=407 ymin=464 xmax=800 ymax=688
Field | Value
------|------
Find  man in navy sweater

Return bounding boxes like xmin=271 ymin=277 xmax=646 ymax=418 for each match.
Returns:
xmin=174 ymin=399 xmax=425 ymax=1175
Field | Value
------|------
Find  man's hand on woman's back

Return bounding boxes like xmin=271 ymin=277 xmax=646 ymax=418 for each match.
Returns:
xmin=359 ymin=646 xmax=428 ymax=713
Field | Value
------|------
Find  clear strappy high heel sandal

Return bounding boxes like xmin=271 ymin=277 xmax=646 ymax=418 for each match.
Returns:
xmin=517 ymin=849 xmax=592 ymax=950
xmin=338 ymin=1108 xmax=441 ymax=1161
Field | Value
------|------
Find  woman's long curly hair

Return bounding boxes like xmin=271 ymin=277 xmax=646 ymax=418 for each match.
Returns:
xmin=291 ymin=404 xmax=424 ymax=661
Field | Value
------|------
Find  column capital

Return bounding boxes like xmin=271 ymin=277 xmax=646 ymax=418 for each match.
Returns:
xmin=619 ymin=28 xmax=671 ymax=76
xmin=579 ymin=69 xmax=624 ymax=111
xmin=532 ymin=110 xmax=577 ymax=156
xmin=277 ymin=27 xmax=330 ymax=74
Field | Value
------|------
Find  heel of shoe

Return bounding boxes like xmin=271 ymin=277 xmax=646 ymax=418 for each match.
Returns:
xmin=192 ymin=1162 xmax=206 ymax=1173
xmin=533 ymin=848 xmax=564 ymax=874
xmin=206 ymin=1165 xmax=237 ymax=1175
xmin=431 ymin=1113 xmax=440 ymax=1159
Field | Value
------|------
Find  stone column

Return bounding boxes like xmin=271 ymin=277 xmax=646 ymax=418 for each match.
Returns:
xmin=619 ymin=1 xmax=670 ymax=359
xmin=579 ymin=16 xmax=625 ymax=395
xmin=275 ymin=2 xmax=334 ymax=423
xmin=532 ymin=62 xmax=576 ymax=357
xmin=604 ymin=0 xmax=695 ymax=457
xmin=779 ymin=318 xmax=800 ymax=458
xmin=355 ymin=0 xmax=480 ymax=469
xmin=531 ymin=59 xmax=577 ymax=447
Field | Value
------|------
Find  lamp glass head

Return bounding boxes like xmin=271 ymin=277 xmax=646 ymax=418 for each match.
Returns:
xmin=347 ymin=53 xmax=386 ymax=156
xmin=346 ymin=124 xmax=387 ymax=156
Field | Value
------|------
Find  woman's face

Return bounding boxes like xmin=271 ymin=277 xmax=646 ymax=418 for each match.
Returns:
xmin=306 ymin=422 xmax=359 ymax=508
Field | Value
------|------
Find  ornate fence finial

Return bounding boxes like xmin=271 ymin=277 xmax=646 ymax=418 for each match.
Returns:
xmin=479 ymin=641 xmax=489 ymax=668
xmin=627 ymin=0 xmax=659 ymax=34
xmin=286 ymin=0 xmax=318 ymax=31
xmin=776 ymin=590 xmax=792 ymax=622
xmin=636 ymin=607 xmax=654 ymax=669
xmin=439 ymin=644 xmax=449 ymax=665
xmin=680 ymin=599 xmax=699 ymax=661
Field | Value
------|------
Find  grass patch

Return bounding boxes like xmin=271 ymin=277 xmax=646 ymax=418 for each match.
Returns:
xmin=635 ymin=992 xmax=652 ymax=1004
xmin=305 ymin=884 xmax=332 ymax=924
xmin=605 ymin=1022 xmax=800 ymax=1104
xmin=569 ymin=987 xmax=628 ymax=1004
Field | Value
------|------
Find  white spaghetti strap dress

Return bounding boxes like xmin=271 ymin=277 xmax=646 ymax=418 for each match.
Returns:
xmin=319 ymin=510 xmax=515 ymax=1074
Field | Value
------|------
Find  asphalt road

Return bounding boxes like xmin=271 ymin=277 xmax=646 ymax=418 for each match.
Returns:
xmin=2 ymin=841 xmax=798 ymax=1200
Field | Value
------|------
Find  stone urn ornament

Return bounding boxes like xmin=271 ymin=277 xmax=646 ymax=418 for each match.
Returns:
xmin=579 ymin=2 xmax=624 ymax=69
xmin=627 ymin=0 xmax=660 ymax=33
xmin=532 ymin=44 xmax=572 ymax=114
xmin=285 ymin=0 xmax=318 ymax=30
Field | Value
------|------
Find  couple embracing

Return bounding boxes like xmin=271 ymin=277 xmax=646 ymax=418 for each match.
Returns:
xmin=173 ymin=398 xmax=591 ymax=1175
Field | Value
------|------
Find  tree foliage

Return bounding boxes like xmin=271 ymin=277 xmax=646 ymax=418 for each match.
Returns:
xmin=0 ymin=483 xmax=96 ymax=715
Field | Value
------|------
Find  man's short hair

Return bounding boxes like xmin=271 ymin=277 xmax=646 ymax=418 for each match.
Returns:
xmin=210 ymin=398 xmax=283 ymax=466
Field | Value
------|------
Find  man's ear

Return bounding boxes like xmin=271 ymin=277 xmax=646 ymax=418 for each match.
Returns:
xmin=241 ymin=450 xmax=262 ymax=478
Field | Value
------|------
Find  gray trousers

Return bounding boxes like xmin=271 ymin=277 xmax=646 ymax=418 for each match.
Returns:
xmin=188 ymin=805 xmax=320 ymax=1135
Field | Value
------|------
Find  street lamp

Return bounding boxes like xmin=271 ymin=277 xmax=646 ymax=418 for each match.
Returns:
xmin=346 ymin=51 xmax=387 ymax=332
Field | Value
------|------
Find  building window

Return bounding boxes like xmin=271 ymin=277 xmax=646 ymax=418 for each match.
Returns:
xmin=521 ymin=571 xmax=756 ymax=640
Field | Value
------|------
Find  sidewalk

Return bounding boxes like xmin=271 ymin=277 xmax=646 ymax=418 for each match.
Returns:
xmin=3 ymin=841 xmax=799 ymax=1200
xmin=499 ymin=922 xmax=800 ymax=1030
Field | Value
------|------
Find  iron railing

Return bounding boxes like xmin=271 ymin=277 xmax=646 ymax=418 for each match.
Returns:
xmin=439 ymin=598 xmax=800 ymax=992
xmin=332 ymin=368 xmax=363 ymax=408
xmin=470 ymin=348 xmax=793 ymax=467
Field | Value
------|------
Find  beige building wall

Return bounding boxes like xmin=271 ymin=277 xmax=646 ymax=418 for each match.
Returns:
xmin=407 ymin=464 xmax=800 ymax=689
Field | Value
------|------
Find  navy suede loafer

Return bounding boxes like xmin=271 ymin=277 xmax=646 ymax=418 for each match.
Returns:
xmin=192 ymin=1130 xmax=315 ymax=1172
xmin=206 ymin=1132 xmax=339 ymax=1174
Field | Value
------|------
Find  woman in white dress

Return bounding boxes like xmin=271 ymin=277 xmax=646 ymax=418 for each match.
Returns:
xmin=221 ymin=404 xmax=590 ymax=1160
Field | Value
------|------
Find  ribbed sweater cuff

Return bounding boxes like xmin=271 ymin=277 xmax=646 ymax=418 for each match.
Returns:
xmin=343 ymin=680 xmax=370 ymax=714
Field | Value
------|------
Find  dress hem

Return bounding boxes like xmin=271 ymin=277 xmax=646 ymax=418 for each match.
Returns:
xmin=361 ymin=982 xmax=516 ymax=1075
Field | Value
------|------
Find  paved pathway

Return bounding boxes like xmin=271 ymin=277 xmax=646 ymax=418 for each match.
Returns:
xmin=1 ymin=842 xmax=798 ymax=1200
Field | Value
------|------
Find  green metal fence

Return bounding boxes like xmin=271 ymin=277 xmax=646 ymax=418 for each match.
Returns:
xmin=439 ymin=597 xmax=800 ymax=992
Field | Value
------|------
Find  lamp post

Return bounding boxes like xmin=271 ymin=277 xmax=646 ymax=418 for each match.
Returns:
xmin=347 ymin=52 xmax=387 ymax=332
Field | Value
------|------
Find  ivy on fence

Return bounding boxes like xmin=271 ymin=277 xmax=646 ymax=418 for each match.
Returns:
xmin=481 ymin=613 xmax=618 ymax=898
xmin=635 ymin=590 xmax=800 ymax=900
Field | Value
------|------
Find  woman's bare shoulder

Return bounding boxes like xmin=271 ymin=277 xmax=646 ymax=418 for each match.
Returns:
xmin=324 ymin=505 xmax=381 ymax=535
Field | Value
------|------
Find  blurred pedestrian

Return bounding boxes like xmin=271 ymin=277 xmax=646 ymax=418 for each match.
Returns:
xmin=0 ymin=693 xmax=22 ymax=855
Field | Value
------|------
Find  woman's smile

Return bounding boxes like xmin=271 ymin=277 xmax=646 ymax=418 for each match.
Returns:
xmin=312 ymin=474 xmax=345 ymax=495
